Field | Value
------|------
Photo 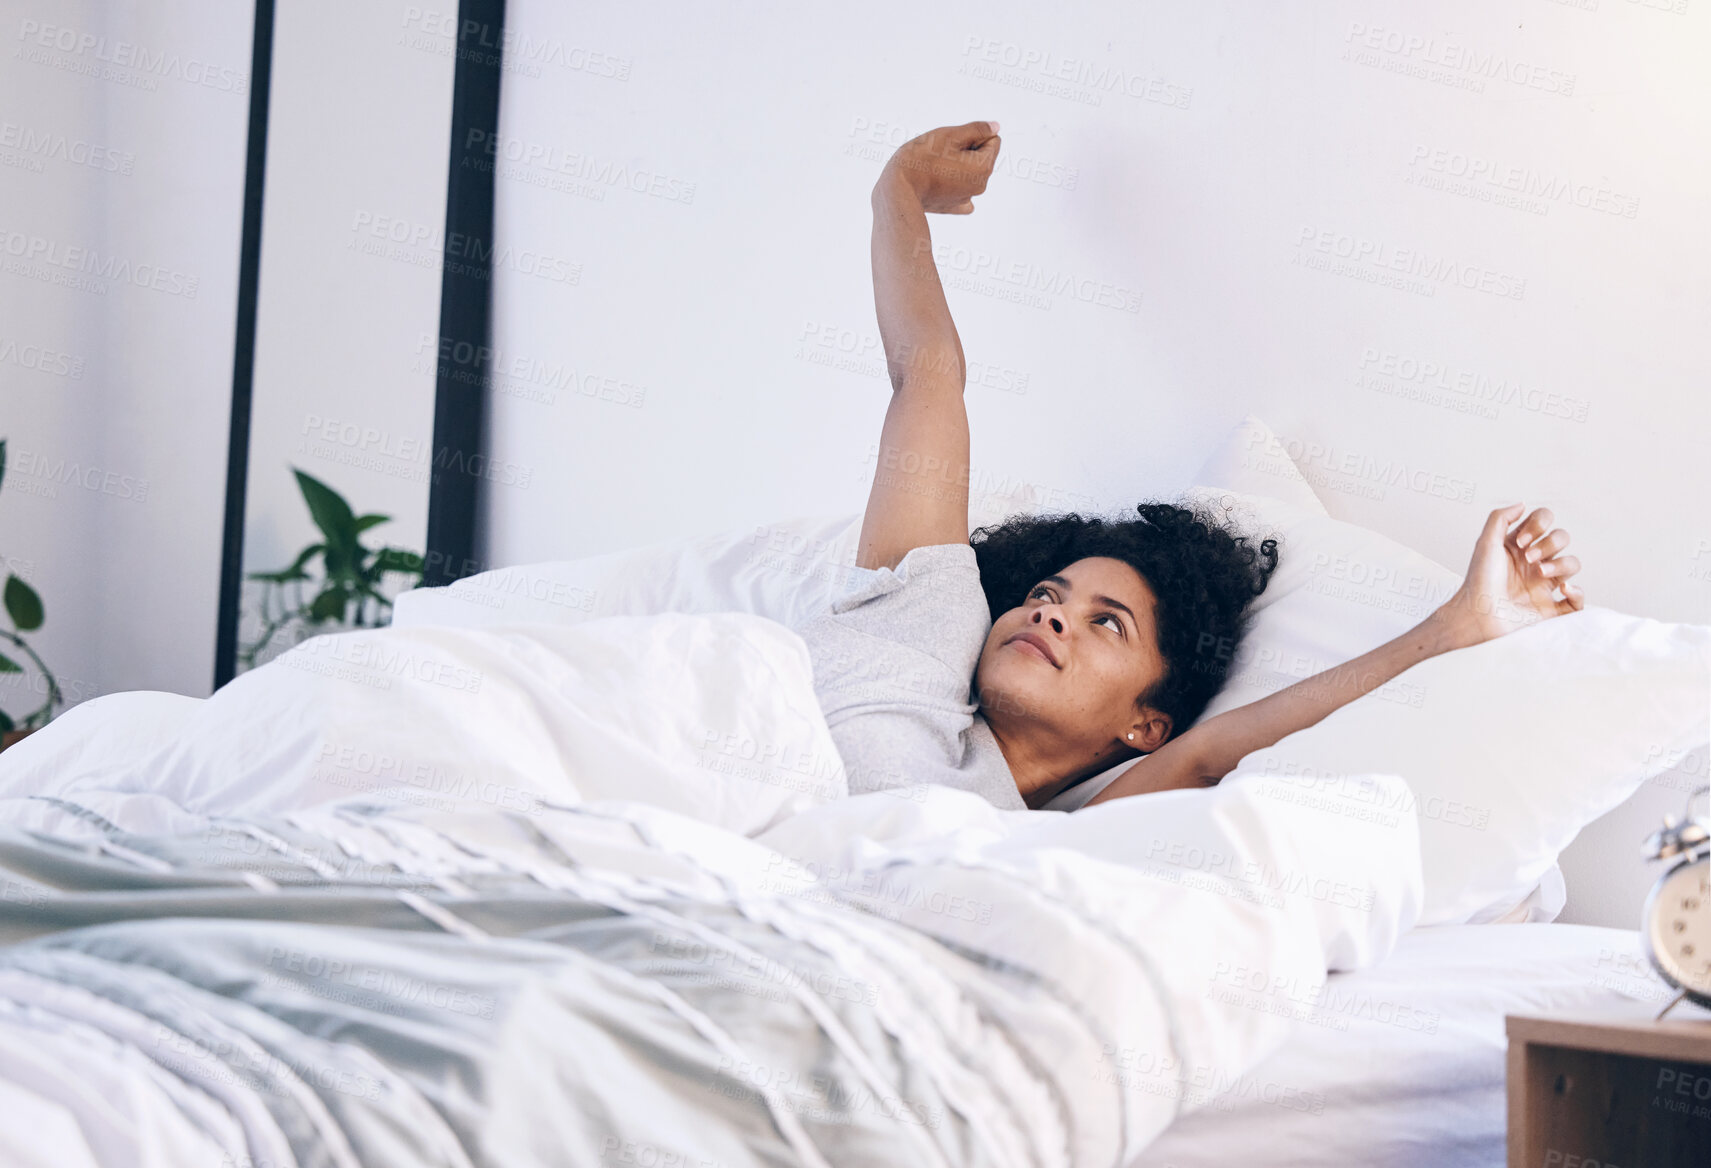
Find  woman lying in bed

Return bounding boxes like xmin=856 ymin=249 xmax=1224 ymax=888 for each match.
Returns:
xmin=795 ymin=120 xmax=1586 ymax=813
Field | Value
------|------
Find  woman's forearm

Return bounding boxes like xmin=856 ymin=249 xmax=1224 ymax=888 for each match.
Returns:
xmin=1090 ymin=607 xmax=1476 ymax=803
xmin=1190 ymin=608 xmax=1472 ymax=779
xmin=871 ymin=170 xmax=965 ymax=390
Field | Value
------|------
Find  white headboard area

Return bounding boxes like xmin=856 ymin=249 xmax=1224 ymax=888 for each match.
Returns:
xmin=475 ymin=2 xmax=1710 ymax=925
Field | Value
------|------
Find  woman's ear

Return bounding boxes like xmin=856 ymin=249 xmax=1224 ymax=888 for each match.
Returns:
xmin=1127 ymin=710 xmax=1172 ymax=753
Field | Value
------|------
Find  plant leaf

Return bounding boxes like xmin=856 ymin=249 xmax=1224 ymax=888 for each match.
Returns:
xmin=4 ymin=575 xmax=44 ymax=631
xmin=308 ymin=587 xmax=348 ymax=622
xmin=354 ymin=513 xmax=391 ymax=534
xmin=321 ymin=541 xmax=360 ymax=583
xmin=361 ymin=550 xmax=388 ymax=587
xmin=292 ymin=468 xmax=360 ymax=551
xmin=248 ymin=542 xmax=326 ymax=583
xmin=280 ymin=542 xmax=326 ymax=580
xmin=373 ymin=547 xmax=425 ymax=576
xmin=0 ymin=652 xmax=22 ymax=673
xmin=0 ymin=707 xmax=13 ymax=734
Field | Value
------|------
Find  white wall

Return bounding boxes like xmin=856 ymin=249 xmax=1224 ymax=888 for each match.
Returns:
xmin=0 ymin=0 xmax=454 ymax=703
xmin=482 ymin=0 xmax=1711 ymax=925
xmin=237 ymin=0 xmax=453 ymax=669
xmin=0 ymin=0 xmax=252 ymax=710
xmin=483 ymin=0 xmax=1709 ymax=625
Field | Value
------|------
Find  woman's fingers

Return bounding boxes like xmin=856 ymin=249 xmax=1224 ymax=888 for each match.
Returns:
xmin=930 ymin=122 xmax=1000 ymax=160
xmin=949 ymin=120 xmax=1000 ymax=147
xmin=1557 ymin=582 xmax=1586 ymax=613
xmin=1524 ymin=528 xmax=1570 ymax=564
xmin=1486 ymin=503 xmax=1526 ymax=550
xmin=1512 ymin=506 xmax=1555 ymax=551
xmin=1537 ymin=553 xmax=1581 ymax=579
xmin=902 ymin=122 xmax=1000 ymax=213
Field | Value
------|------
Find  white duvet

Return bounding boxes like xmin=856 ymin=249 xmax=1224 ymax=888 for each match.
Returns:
xmin=0 ymin=613 xmax=1425 ymax=1167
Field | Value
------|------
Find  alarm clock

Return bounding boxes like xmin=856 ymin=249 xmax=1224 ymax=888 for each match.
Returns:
xmin=1640 ymin=784 xmax=1710 ymax=1017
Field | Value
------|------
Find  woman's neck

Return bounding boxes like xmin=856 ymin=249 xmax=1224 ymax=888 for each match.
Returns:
xmin=986 ymin=716 xmax=1125 ymax=810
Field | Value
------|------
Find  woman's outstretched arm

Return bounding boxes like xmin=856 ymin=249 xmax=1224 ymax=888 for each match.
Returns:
xmin=1086 ymin=503 xmax=1586 ymax=803
xmin=856 ymin=121 xmax=1001 ymax=572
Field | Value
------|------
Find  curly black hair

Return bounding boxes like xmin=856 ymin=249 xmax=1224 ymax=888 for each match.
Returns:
xmin=969 ymin=501 xmax=1280 ymax=743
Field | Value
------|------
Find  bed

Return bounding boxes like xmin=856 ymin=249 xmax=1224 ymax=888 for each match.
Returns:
xmin=1133 ymin=921 xmax=1675 ymax=1168
xmin=1 ymin=417 xmax=1704 ymax=1165
xmin=0 ymin=606 xmax=1697 ymax=1168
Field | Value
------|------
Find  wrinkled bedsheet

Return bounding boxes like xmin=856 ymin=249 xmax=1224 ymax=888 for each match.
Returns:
xmin=0 ymin=615 xmax=1425 ymax=1168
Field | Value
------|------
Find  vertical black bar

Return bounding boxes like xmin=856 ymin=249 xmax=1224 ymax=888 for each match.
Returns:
xmin=213 ymin=0 xmax=277 ymax=691
xmin=423 ymin=0 xmax=506 ymax=587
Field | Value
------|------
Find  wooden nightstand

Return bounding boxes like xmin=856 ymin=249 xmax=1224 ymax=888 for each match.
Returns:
xmin=1508 ymin=1006 xmax=1711 ymax=1168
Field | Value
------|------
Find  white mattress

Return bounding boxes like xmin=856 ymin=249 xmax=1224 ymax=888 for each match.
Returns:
xmin=1132 ymin=922 xmax=1689 ymax=1167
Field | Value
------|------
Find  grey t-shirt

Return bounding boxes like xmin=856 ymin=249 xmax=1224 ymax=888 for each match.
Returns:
xmin=792 ymin=542 xmax=1026 ymax=811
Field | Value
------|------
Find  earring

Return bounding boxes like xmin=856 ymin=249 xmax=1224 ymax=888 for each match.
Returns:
xmin=1127 ymin=732 xmax=1135 ymax=741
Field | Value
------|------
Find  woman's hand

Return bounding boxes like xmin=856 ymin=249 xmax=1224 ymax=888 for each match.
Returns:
xmin=878 ymin=121 xmax=1001 ymax=214
xmin=1434 ymin=503 xmax=1585 ymax=649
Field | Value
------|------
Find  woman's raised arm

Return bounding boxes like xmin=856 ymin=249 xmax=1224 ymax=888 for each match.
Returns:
xmin=855 ymin=121 xmax=1001 ymax=572
xmin=1086 ymin=503 xmax=1586 ymax=804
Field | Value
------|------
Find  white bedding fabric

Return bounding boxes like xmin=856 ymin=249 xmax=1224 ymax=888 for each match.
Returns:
xmin=0 ymin=613 xmax=1426 ymax=1167
xmin=1135 ymin=921 xmax=1694 ymax=1168
xmin=1227 ymin=605 xmax=1711 ymax=927
xmin=1 ymin=615 xmax=850 ymax=839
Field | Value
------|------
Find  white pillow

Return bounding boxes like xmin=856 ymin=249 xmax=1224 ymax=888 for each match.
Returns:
xmin=1189 ymin=412 xmax=1330 ymax=517
xmin=1178 ymin=486 xmax=1465 ymax=727
xmin=1224 ymin=607 xmax=1711 ymax=926
xmin=392 ymin=513 xmax=864 ymax=632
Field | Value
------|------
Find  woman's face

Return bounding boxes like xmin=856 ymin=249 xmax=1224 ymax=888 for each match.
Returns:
xmin=974 ymin=555 xmax=1172 ymax=764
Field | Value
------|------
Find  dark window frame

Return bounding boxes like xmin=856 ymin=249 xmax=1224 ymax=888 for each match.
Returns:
xmin=215 ymin=0 xmax=505 ymax=689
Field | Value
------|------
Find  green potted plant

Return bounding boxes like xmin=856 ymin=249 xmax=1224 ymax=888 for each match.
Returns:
xmin=239 ymin=467 xmax=425 ymax=671
xmin=0 ymin=440 xmax=63 ymax=748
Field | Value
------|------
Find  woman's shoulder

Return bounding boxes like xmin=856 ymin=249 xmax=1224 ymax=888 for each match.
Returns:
xmin=798 ymin=540 xmax=991 ymax=689
xmin=824 ymin=542 xmax=988 ymax=639
xmin=827 ymin=541 xmax=980 ymax=611
xmin=893 ymin=542 xmax=978 ymax=571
